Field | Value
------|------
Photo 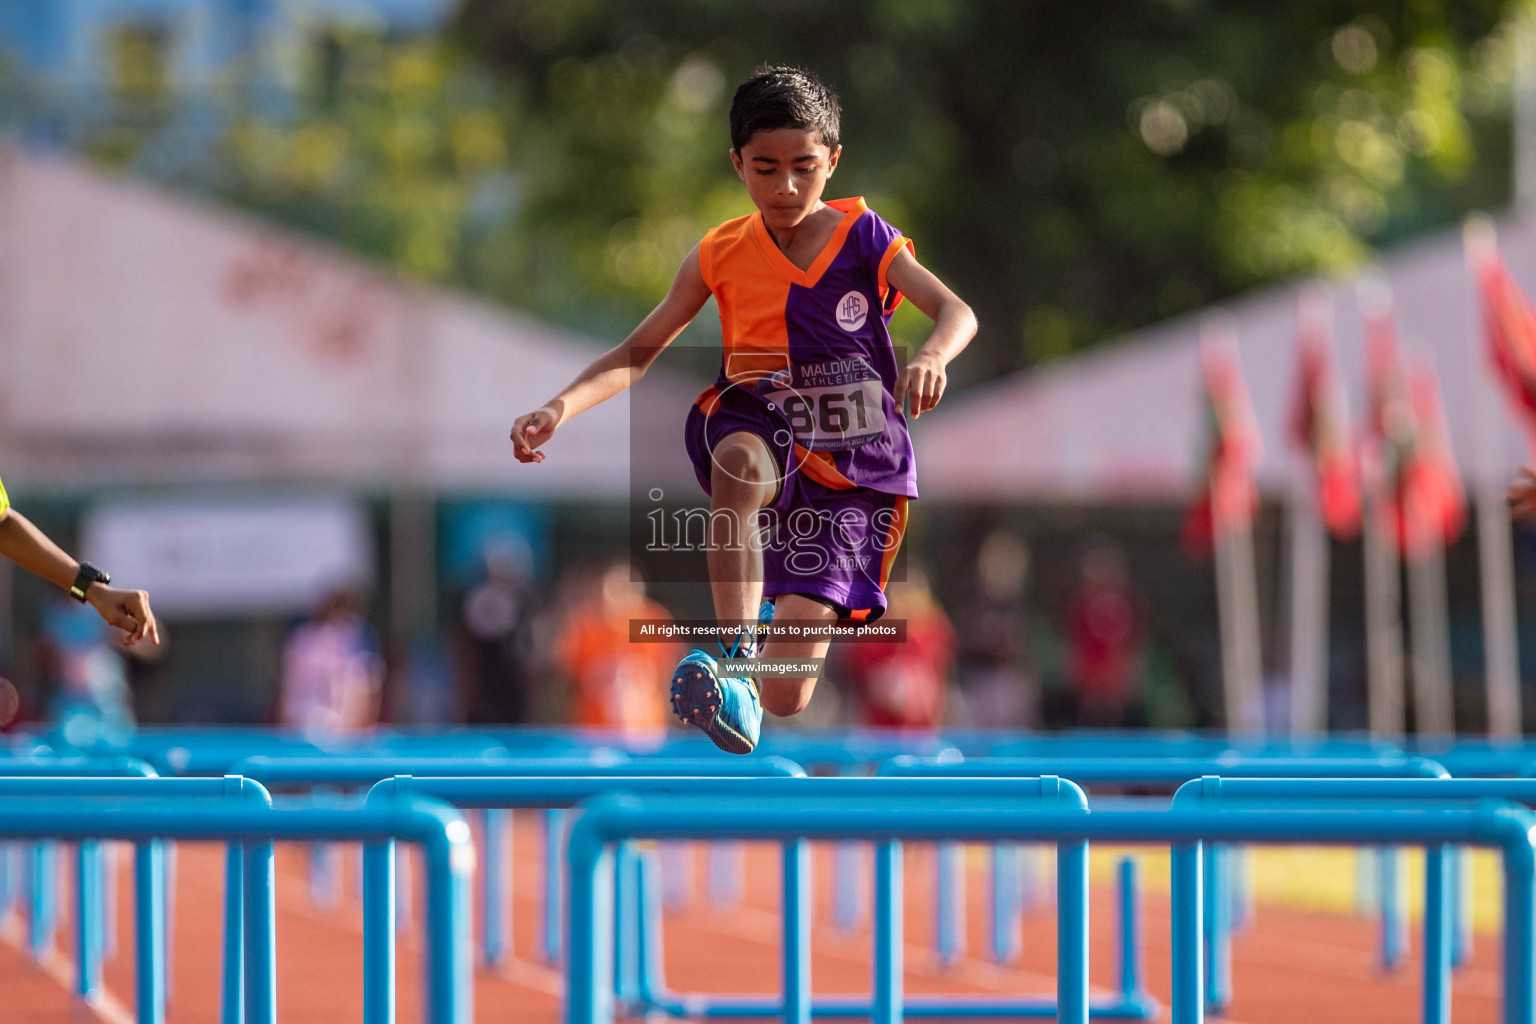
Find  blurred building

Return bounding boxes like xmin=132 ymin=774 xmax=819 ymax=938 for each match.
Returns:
xmin=0 ymin=141 xmax=700 ymax=723
xmin=915 ymin=213 xmax=1536 ymax=731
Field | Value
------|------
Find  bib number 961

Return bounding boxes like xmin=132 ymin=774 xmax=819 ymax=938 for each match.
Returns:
xmin=764 ymin=359 xmax=887 ymax=451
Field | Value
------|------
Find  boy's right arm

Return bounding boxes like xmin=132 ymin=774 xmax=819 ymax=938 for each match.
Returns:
xmin=511 ymin=245 xmax=711 ymax=464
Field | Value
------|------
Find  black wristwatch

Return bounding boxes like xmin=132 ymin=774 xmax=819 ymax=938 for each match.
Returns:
xmin=70 ymin=561 xmax=110 ymax=603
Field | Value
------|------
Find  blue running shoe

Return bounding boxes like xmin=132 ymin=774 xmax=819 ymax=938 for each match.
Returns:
xmin=758 ymin=599 xmax=776 ymax=636
xmin=670 ymin=646 xmax=762 ymax=755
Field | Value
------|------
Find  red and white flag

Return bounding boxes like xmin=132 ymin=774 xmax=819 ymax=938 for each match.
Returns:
xmin=1469 ymin=217 xmax=1536 ymax=450
xmin=1288 ymin=290 xmax=1361 ymax=538
xmin=1361 ymin=281 xmax=1463 ymax=559
xmin=1184 ymin=323 xmax=1262 ymax=558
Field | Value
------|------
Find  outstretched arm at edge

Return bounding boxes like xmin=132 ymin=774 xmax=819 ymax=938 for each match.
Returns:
xmin=511 ymin=245 xmax=712 ymax=463
xmin=886 ymin=249 xmax=977 ymax=420
xmin=0 ymin=508 xmax=160 ymax=645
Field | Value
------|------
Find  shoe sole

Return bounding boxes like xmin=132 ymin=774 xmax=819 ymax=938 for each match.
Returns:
xmin=670 ymin=662 xmax=755 ymax=755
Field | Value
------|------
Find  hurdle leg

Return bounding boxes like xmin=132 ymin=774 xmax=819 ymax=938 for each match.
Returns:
xmin=634 ymin=845 xmax=667 ymax=1006
xmin=1171 ymin=841 xmax=1203 ymax=1024
xmin=544 ymin=808 xmax=566 ymax=965
xmin=1057 ymin=838 xmax=1089 ymax=1024
xmin=1451 ymin=845 xmax=1471 ymax=969
xmin=221 ymin=843 xmax=243 ymax=1024
xmin=613 ymin=843 xmax=641 ymax=1006
xmin=872 ymin=840 xmax=903 ymax=1024
xmin=243 ymin=840 xmax=277 ymax=1024
xmin=1117 ymin=856 xmax=1143 ymax=1001
xmin=1501 ymin=837 xmax=1535 ymax=1024
xmin=1202 ymin=841 xmax=1231 ymax=1010
xmin=163 ymin=841 xmax=176 ymax=1007
xmin=1423 ymin=844 xmax=1450 ymax=1024
xmin=935 ymin=840 xmax=964 ymax=966
xmin=423 ymin=834 xmax=474 ymax=1024
xmin=991 ymin=842 xmax=1021 ymax=965
xmin=74 ymin=841 xmax=101 ymax=1003
xmin=28 ymin=840 xmax=54 ymax=960
xmin=1380 ymin=846 xmax=1407 ymax=970
xmin=134 ymin=840 xmax=165 ymax=1024
xmin=363 ymin=840 xmax=395 ymax=1024
xmin=482 ymin=809 xmax=509 ymax=969
xmin=782 ymin=839 xmax=811 ymax=1024
xmin=566 ymin=839 xmax=614 ymax=1024
xmin=103 ymin=842 xmax=118 ymax=961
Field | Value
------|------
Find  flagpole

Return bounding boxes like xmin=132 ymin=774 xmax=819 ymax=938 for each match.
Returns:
xmin=1464 ymin=216 xmax=1523 ymax=737
xmin=1362 ymin=494 xmax=1406 ymax=737
xmin=1405 ymin=476 xmax=1456 ymax=736
xmin=1216 ymin=509 xmax=1265 ymax=733
xmin=1200 ymin=322 xmax=1267 ymax=735
xmin=1359 ymin=275 xmax=1406 ymax=738
xmin=1287 ymin=468 xmax=1330 ymax=734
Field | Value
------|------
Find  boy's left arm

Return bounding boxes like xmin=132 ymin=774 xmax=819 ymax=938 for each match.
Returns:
xmin=885 ymin=249 xmax=977 ymax=419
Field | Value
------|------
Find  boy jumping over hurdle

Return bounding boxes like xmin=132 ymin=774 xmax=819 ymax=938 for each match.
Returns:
xmin=510 ymin=66 xmax=975 ymax=753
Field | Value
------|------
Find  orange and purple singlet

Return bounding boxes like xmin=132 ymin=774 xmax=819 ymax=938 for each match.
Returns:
xmin=684 ymin=197 xmax=914 ymax=621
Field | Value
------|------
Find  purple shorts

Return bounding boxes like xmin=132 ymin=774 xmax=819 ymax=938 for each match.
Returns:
xmin=685 ymin=385 xmax=908 ymax=621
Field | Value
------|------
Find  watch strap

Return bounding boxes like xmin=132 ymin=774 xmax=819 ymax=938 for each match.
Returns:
xmin=70 ymin=562 xmax=110 ymax=603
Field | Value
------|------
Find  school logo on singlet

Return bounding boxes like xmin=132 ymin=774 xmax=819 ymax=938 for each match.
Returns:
xmin=836 ymin=291 xmax=868 ymax=332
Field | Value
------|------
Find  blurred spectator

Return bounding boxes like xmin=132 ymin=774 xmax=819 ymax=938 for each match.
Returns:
xmin=40 ymin=595 xmax=136 ymax=747
xmin=1064 ymin=540 xmax=1142 ymax=727
xmin=279 ymin=589 xmax=384 ymax=737
xmin=954 ymin=530 xmax=1037 ymax=728
xmin=840 ymin=568 xmax=955 ymax=730
xmin=553 ymin=560 xmax=680 ymax=738
xmin=454 ymin=542 xmax=537 ymax=723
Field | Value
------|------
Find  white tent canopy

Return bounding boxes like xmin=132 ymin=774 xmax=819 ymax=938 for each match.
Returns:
xmin=0 ymin=146 xmax=699 ymax=497
xmin=914 ymin=212 xmax=1536 ymax=501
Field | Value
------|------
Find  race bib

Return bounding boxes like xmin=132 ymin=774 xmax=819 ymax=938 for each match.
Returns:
xmin=762 ymin=358 xmax=888 ymax=451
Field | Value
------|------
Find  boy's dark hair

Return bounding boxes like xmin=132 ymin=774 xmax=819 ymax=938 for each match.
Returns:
xmin=729 ymin=65 xmax=841 ymax=152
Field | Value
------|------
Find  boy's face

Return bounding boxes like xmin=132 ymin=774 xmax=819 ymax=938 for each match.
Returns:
xmin=731 ymin=128 xmax=842 ymax=232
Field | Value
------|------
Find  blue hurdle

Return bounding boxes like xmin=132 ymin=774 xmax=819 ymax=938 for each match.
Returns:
xmin=565 ymin=792 xmax=1536 ymax=1024
xmin=0 ymin=775 xmax=269 ymax=1024
xmin=0 ymin=795 xmax=473 ymax=1024
xmin=232 ymin=753 xmax=803 ymax=970
xmin=883 ymin=752 xmax=1450 ymax=1009
xmin=362 ymin=774 xmax=1136 ymax=1022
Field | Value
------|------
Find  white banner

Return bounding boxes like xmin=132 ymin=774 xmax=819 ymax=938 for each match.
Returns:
xmin=80 ymin=495 xmax=373 ymax=618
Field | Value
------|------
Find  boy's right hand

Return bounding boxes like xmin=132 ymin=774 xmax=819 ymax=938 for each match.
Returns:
xmin=510 ymin=407 xmax=559 ymax=463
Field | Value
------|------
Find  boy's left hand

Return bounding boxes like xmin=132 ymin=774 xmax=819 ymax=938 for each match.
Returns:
xmin=893 ymin=352 xmax=947 ymax=419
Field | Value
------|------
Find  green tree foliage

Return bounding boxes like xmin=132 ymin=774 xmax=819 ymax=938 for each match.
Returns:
xmin=218 ymin=32 xmax=513 ymax=285
xmin=444 ymin=0 xmax=1518 ymax=383
xmin=22 ymin=2 xmax=1518 ymax=386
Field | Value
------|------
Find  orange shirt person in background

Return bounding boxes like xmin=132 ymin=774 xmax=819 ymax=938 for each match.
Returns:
xmin=555 ymin=561 xmax=681 ymax=738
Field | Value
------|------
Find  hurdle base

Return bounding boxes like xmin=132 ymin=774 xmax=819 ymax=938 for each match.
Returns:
xmin=631 ymin=989 xmax=1161 ymax=1019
